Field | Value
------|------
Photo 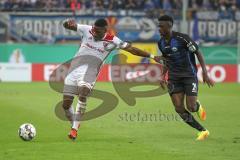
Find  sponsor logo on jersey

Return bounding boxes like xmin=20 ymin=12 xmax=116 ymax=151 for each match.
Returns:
xmin=171 ymin=47 xmax=178 ymax=52
xmin=85 ymin=43 xmax=105 ymax=53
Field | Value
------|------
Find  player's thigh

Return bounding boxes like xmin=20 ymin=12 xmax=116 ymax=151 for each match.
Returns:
xmin=167 ymin=79 xmax=184 ymax=97
xmin=63 ymin=73 xmax=79 ymax=96
xmin=184 ymin=77 xmax=198 ymax=111
xmin=170 ymin=92 xmax=185 ymax=113
xmin=183 ymin=77 xmax=198 ymax=97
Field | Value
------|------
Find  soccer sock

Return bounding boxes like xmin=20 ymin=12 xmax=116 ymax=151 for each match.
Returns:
xmin=178 ymin=110 xmax=205 ymax=131
xmin=64 ymin=105 xmax=74 ymax=124
xmin=72 ymin=100 xmax=86 ymax=130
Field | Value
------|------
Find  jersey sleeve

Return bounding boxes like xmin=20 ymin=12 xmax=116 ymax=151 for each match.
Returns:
xmin=77 ymin=24 xmax=91 ymax=35
xmin=180 ymin=34 xmax=199 ymax=54
xmin=112 ymin=36 xmax=130 ymax=49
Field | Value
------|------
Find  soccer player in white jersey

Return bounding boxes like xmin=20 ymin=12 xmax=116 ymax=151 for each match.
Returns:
xmin=62 ymin=18 xmax=162 ymax=140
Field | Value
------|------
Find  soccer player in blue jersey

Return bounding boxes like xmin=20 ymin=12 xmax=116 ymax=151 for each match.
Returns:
xmin=157 ymin=15 xmax=214 ymax=140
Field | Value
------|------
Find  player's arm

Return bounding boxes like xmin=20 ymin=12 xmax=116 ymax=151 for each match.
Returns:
xmin=63 ymin=19 xmax=77 ymax=31
xmin=161 ymin=62 xmax=168 ymax=76
xmin=183 ymin=34 xmax=214 ymax=87
xmin=121 ymin=43 xmax=165 ymax=63
xmin=195 ymin=51 xmax=214 ymax=87
xmin=159 ymin=61 xmax=168 ymax=89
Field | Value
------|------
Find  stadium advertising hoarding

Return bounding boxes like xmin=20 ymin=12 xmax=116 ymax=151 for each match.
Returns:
xmin=239 ymin=64 xmax=240 ymax=83
xmin=189 ymin=20 xmax=240 ymax=43
xmin=31 ymin=64 xmax=109 ymax=82
xmin=0 ymin=63 xmax=238 ymax=83
xmin=8 ymin=14 xmax=239 ymax=43
xmin=0 ymin=63 xmax=31 ymax=82
xmin=31 ymin=64 xmax=239 ymax=83
xmin=119 ymin=43 xmax=159 ymax=64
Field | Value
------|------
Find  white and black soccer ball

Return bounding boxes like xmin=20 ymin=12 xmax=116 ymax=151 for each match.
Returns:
xmin=18 ymin=123 xmax=36 ymax=141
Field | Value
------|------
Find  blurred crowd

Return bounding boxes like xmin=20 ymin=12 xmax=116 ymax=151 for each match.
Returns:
xmin=189 ymin=0 xmax=239 ymax=10
xmin=0 ymin=0 xmax=240 ymax=12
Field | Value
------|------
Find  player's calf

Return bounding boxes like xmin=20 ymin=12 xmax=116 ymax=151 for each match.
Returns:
xmin=69 ymin=83 xmax=91 ymax=137
xmin=63 ymin=95 xmax=74 ymax=109
xmin=77 ymin=84 xmax=91 ymax=112
xmin=62 ymin=95 xmax=74 ymax=123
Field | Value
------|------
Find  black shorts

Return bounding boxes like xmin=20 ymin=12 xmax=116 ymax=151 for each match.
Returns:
xmin=167 ymin=77 xmax=198 ymax=96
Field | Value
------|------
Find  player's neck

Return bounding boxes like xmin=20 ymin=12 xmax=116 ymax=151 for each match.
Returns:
xmin=94 ymin=34 xmax=107 ymax=41
xmin=165 ymin=31 xmax=172 ymax=42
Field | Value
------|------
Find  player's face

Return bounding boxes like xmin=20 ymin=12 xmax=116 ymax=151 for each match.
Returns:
xmin=91 ymin=26 xmax=107 ymax=40
xmin=158 ymin=21 xmax=171 ymax=37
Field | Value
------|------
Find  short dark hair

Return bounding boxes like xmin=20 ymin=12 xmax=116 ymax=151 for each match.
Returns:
xmin=94 ymin=18 xmax=108 ymax=27
xmin=158 ymin=15 xmax=173 ymax=26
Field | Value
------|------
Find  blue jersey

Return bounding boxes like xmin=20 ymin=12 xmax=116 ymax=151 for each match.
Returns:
xmin=158 ymin=31 xmax=199 ymax=80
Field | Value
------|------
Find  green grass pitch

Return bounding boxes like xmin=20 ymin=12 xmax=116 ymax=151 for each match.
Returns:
xmin=0 ymin=82 xmax=239 ymax=160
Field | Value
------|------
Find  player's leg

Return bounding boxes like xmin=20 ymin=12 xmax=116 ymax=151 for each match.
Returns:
xmin=187 ymin=96 xmax=210 ymax=141
xmin=184 ymin=77 xmax=209 ymax=140
xmin=185 ymin=77 xmax=206 ymax=121
xmin=185 ymin=96 xmax=198 ymax=112
xmin=71 ymin=82 xmax=91 ymax=130
xmin=168 ymin=79 xmax=206 ymax=131
xmin=171 ymin=93 xmax=206 ymax=132
xmin=186 ymin=96 xmax=206 ymax=121
xmin=62 ymin=94 xmax=74 ymax=124
xmin=69 ymin=80 xmax=93 ymax=140
xmin=63 ymin=71 xmax=79 ymax=125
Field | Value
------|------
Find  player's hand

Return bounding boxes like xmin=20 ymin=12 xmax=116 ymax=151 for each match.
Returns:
xmin=159 ymin=76 xmax=168 ymax=90
xmin=202 ymin=72 xmax=214 ymax=87
xmin=63 ymin=19 xmax=77 ymax=30
xmin=153 ymin=56 xmax=166 ymax=63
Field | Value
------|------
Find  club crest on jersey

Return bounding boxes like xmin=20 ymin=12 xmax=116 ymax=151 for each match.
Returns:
xmin=171 ymin=47 xmax=178 ymax=52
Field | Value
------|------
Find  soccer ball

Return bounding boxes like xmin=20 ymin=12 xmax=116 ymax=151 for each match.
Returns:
xmin=18 ymin=123 xmax=36 ymax=141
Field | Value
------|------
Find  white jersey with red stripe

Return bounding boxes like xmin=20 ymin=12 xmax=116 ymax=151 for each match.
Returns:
xmin=75 ymin=24 xmax=126 ymax=61
xmin=63 ymin=24 xmax=127 ymax=95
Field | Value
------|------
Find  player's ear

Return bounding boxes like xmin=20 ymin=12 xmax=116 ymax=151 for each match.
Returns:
xmin=167 ymin=21 xmax=172 ymax=28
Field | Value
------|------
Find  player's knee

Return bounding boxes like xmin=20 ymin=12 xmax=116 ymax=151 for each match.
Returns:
xmin=186 ymin=100 xmax=198 ymax=112
xmin=62 ymin=95 xmax=74 ymax=109
xmin=186 ymin=104 xmax=198 ymax=112
xmin=79 ymin=96 xmax=86 ymax=103
xmin=78 ymin=85 xmax=91 ymax=98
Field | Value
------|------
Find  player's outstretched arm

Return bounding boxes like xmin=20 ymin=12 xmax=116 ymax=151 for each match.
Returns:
xmin=122 ymin=44 xmax=165 ymax=63
xmin=196 ymin=51 xmax=214 ymax=87
xmin=159 ymin=63 xmax=168 ymax=90
xmin=63 ymin=19 xmax=77 ymax=31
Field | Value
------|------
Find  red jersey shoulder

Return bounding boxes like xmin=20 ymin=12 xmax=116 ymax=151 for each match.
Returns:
xmin=103 ymin=33 xmax=114 ymax=41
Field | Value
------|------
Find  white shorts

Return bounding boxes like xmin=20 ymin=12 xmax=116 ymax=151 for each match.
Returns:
xmin=63 ymin=64 xmax=97 ymax=96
